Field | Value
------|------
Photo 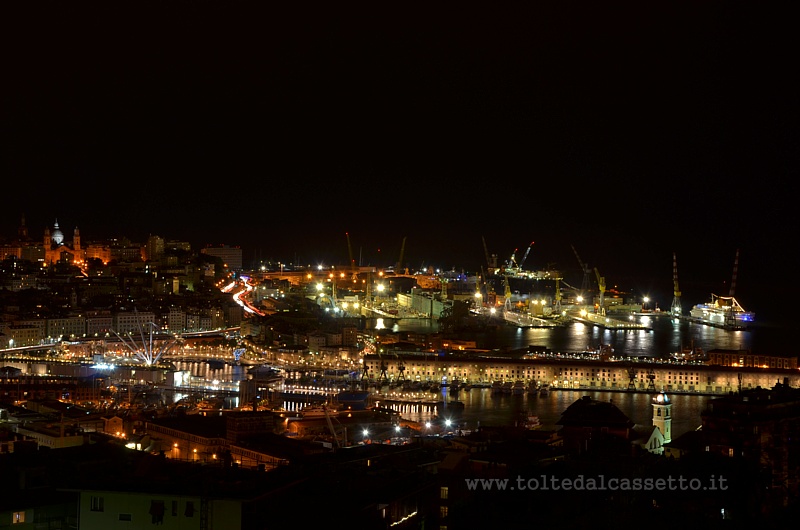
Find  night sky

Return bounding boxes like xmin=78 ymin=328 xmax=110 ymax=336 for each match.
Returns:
xmin=2 ymin=3 xmax=796 ymax=323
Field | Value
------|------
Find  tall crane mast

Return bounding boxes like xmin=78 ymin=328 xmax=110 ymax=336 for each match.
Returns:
xmin=553 ymin=277 xmax=562 ymax=314
xmin=503 ymin=275 xmax=512 ymax=312
xmin=395 ymin=236 xmax=407 ymax=274
xmin=346 ymin=232 xmax=358 ymax=282
xmin=518 ymin=241 xmax=534 ymax=270
xmin=594 ymin=267 xmax=606 ymax=315
xmin=482 ymin=236 xmax=498 ymax=273
xmin=571 ymin=244 xmax=592 ymax=295
xmin=726 ymin=248 xmax=741 ymax=329
xmin=729 ymin=248 xmax=739 ymax=297
xmin=670 ymin=252 xmax=682 ymax=316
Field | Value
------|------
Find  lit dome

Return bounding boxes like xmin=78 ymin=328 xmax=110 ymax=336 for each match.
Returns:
xmin=653 ymin=391 xmax=670 ymax=404
xmin=51 ymin=220 xmax=64 ymax=245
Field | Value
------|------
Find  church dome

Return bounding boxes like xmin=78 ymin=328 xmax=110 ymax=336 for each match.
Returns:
xmin=51 ymin=220 xmax=64 ymax=245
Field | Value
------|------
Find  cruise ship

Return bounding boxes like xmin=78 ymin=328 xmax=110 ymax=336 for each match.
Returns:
xmin=688 ymin=294 xmax=755 ymax=330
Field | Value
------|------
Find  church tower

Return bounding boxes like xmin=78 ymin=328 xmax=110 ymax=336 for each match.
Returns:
xmin=18 ymin=213 xmax=28 ymax=240
xmin=73 ymin=226 xmax=81 ymax=251
xmin=652 ymin=390 xmax=672 ymax=443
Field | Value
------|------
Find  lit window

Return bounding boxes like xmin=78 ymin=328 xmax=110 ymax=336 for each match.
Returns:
xmin=90 ymin=496 xmax=104 ymax=512
xmin=440 ymin=486 xmax=449 ymax=500
xmin=12 ymin=511 xmax=25 ymax=524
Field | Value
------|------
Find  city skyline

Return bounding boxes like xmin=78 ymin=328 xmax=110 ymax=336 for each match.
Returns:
xmin=2 ymin=3 xmax=794 ymax=326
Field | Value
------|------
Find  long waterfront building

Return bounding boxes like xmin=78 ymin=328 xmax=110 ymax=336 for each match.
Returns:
xmin=362 ymin=351 xmax=800 ymax=395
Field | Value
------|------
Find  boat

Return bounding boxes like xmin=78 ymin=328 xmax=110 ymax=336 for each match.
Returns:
xmin=435 ymin=400 xmax=465 ymax=413
xmin=670 ymin=340 xmax=706 ymax=362
xmin=335 ymin=390 xmax=371 ymax=410
xmin=512 ymin=380 xmax=526 ymax=395
xmin=247 ymin=364 xmax=284 ymax=380
xmin=491 ymin=380 xmax=504 ymax=394
xmin=539 ymin=384 xmax=549 ymax=396
xmin=299 ymin=404 xmax=339 ymax=418
xmin=688 ymin=294 xmax=755 ymax=330
xmin=523 ymin=415 xmax=541 ymax=429
xmin=449 ymin=377 xmax=461 ymax=391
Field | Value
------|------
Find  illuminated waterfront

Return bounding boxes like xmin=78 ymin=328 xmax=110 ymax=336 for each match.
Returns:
xmin=370 ymin=313 xmax=792 ymax=359
xmin=374 ymin=386 xmax=711 ymax=440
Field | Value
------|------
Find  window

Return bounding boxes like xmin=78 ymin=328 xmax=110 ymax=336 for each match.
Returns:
xmin=440 ymin=506 xmax=449 ymax=518
xmin=90 ymin=496 xmax=105 ymax=512
xmin=149 ymin=500 xmax=165 ymax=524
xmin=12 ymin=511 xmax=25 ymax=524
xmin=118 ymin=514 xmax=132 ymax=522
xmin=172 ymin=501 xmax=178 ymax=516
xmin=440 ymin=486 xmax=449 ymax=500
xmin=185 ymin=501 xmax=195 ymax=517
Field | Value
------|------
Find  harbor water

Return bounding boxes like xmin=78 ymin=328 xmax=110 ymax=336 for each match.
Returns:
xmin=171 ymin=313 xmax=790 ymax=441
xmin=371 ymin=312 xmax=793 ymax=359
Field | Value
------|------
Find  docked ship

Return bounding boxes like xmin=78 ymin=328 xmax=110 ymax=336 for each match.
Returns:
xmin=688 ymin=294 xmax=754 ymax=330
xmin=298 ymin=404 xmax=339 ymax=418
xmin=670 ymin=340 xmax=706 ymax=362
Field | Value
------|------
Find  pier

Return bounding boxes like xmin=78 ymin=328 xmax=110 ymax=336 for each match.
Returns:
xmin=565 ymin=311 xmax=652 ymax=330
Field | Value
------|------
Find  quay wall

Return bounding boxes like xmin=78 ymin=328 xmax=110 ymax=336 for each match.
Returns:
xmin=363 ymin=354 xmax=800 ymax=395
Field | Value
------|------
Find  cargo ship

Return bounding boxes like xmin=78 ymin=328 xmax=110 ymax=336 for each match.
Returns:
xmin=688 ymin=294 xmax=754 ymax=330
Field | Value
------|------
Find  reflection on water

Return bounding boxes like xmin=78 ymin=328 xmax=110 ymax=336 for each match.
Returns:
xmin=172 ymin=313 xmax=788 ymax=435
xmin=385 ymin=387 xmax=711 ymax=441
xmin=375 ymin=314 xmax=790 ymax=358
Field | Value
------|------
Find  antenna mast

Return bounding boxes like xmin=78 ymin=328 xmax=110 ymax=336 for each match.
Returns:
xmin=729 ymin=248 xmax=739 ymax=297
xmin=670 ymin=252 xmax=682 ymax=316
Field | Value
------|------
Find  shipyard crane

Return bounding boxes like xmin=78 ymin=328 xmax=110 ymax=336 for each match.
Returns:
xmin=482 ymin=236 xmax=498 ymax=273
xmin=346 ymin=232 xmax=358 ymax=282
xmin=395 ymin=236 xmax=407 ymax=274
xmin=553 ymin=277 xmax=562 ymax=315
xmin=729 ymin=248 xmax=740 ymax=297
xmin=726 ymin=248 xmax=741 ymax=328
xmin=594 ymin=267 xmax=606 ymax=315
xmin=571 ymin=244 xmax=592 ymax=295
xmin=670 ymin=252 xmax=682 ymax=316
xmin=503 ymin=275 xmax=512 ymax=312
xmin=518 ymin=241 xmax=534 ymax=270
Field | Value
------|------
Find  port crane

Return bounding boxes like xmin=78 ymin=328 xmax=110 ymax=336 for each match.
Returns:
xmin=508 ymin=248 xmax=519 ymax=269
xmin=395 ymin=236 xmax=407 ymax=274
xmin=594 ymin=267 xmax=606 ymax=315
xmin=482 ymin=236 xmax=499 ymax=274
xmin=571 ymin=244 xmax=592 ymax=296
xmin=725 ymin=248 xmax=741 ymax=329
xmin=729 ymin=248 xmax=740 ymax=297
xmin=670 ymin=252 xmax=682 ymax=316
xmin=503 ymin=275 xmax=512 ymax=312
xmin=518 ymin=241 xmax=534 ymax=270
xmin=346 ymin=232 xmax=358 ymax=282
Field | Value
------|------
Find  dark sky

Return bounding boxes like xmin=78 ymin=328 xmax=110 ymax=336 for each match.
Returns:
xmin=2 ymin=2 xmax=796 ymax=322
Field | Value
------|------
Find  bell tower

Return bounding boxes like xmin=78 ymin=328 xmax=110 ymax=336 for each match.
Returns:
xmin=652 ymin=390 xmax=672 ymax=444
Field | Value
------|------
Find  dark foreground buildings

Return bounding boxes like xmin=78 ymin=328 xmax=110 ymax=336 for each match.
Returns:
xmin=4 ymin=381 xmax=800 ymax=528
